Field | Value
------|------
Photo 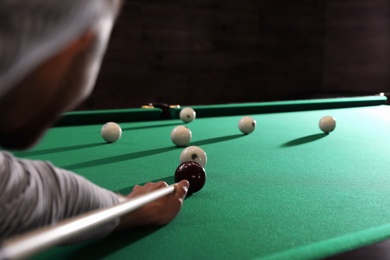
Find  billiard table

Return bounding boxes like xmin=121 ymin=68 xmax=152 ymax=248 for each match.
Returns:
xmin=10 ymin=95 xmax=390 ymax=259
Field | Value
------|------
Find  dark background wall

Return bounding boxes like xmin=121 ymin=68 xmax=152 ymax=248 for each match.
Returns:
xmin=323 ymin=1 xmax=390 ymax=95
xmin=77 ymin=0 xmax=390 ymax=110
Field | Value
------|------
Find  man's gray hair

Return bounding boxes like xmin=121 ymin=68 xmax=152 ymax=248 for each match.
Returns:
xmin=0 ymin=0 xmax=115 ymax=98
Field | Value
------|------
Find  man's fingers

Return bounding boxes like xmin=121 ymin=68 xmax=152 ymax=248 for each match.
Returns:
xmin=173 ymin=180 xmax=189 ymax=199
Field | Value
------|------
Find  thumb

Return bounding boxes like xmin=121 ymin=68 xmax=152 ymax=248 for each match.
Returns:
xmin=173 ymin=180 xmax=189 ymax=199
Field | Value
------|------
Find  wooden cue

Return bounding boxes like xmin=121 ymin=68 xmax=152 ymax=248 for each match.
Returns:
xmin=0 ymin=185 xmax=175 ymax=260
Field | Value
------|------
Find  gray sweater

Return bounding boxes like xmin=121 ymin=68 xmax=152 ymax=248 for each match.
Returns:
xmin=0 ymin=151 xmax=120 ymax=242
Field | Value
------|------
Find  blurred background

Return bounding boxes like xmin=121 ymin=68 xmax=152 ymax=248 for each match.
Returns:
xmin=77 ymin=0 xmax=390 ymax=110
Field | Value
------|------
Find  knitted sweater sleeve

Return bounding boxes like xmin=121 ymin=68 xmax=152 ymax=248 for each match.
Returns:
xmin=0 ymin=151 xmax=120 ymax=243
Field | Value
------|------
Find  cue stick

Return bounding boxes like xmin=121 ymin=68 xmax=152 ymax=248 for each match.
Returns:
xmin=0 ymin=185 xmax=175 ymax=260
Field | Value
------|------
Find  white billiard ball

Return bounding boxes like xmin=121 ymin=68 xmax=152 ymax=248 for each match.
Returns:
xmin=238 ymin=116 xmax=256 ymax=134
xmin=170 ymin=126 xmax=192 ymax=146
xmin=180 ymin=146 xmax=207 ymax=167
xmin=101 ymin=122 xmax=122 ymax=143
xmin=319 ymin=116 xmax=336 ymax=133
xmin=179 ymin=107 xmax=196 ymax=123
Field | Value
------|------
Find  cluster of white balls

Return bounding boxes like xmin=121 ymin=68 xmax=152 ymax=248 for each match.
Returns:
xmin=100 ymin=108 xmax=336 ymax=146
xmin=170 ymin=107 xmax=196 ymax=147
xmin=236 ymin=115 xmax=336 ymax=135
xmin=173 ymin=114 xmax=335 ymax=193
xmin=100 ymin=107 xmax=259 ymax=146
xmin=170 ymin=107 xmax=258 ymax=172
xmin=171 ymin=108 xmax=207 ymax=168
xmin=171 ymin=107 xmax=257 ymax=147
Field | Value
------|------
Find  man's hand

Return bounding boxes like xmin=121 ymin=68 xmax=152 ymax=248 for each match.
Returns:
xmin=116 ymin=180 xmax=189 ymax=230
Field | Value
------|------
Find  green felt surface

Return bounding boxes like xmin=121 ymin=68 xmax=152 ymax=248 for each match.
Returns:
xmin=11 ymin=98 xmax=390 ymax=259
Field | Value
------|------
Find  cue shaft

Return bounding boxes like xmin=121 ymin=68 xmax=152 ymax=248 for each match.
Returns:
xmin=0 ymin=185 xmax=175 ymax=260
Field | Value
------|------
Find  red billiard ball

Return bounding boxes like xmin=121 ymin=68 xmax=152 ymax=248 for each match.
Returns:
xmin=174 ymin=161 xmax=206 ymax=195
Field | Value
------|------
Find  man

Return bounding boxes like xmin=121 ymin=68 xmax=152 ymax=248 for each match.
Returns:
xmin=0 ymin=0 xmax=189 ymax=242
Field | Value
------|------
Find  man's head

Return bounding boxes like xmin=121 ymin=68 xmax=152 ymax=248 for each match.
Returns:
xmin=0 ymin=0 xmax=122 ymax=150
